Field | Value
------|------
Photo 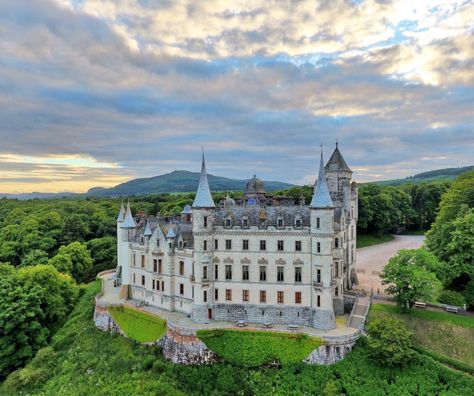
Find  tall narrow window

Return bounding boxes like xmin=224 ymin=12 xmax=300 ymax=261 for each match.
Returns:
xmin=203 ymin=290 xmax=207 ymax=302
xmin=351 ymin=245 xmax=354 ymax=262
xmin=226 ymin=289 xmax=232 ymax=301
xmin=242 ymin=290 xmax=249 ymax=302
xmin=335 ymin=238 xmax=339 ymax=248
xmin=316 ymin=217 xmax=320 ymax=228
xmin=317 ymin=295 xmax=321 ymax=307
xmin=152 ymin=279 xmax=155 ymax=290
xmin=259 ymin=266 xmax=266 ymax=281
xmin=133 ymin=273 xmax=136 ymax=284
xmin=153 ymin=259 xmax=158 ymax=272
xmin=295 ymin=240 xmax=302 ymax=251
xmin=158 ymin=259 xmax=162 ymax=274
xmin=203 ymin=265 xmax=208 ymax=280
xmin=295 ymin=267 xmax=302 ymax=283
xmin=260 ymin=240 xmax=266 ymax=251
xmin=179 ymin=261 xmax=184 ymax=275
xmin=335 ymin=262 xmax=339 ymax=278
xmin=317 ymin=242 xmax=321 ymax=253
xmin=214 ymin=239 xmax=219 ymax=250
xmin=277 ymin=266 xmax=284 ymax=282
xmin=225 ymin=265 xmax=232 ymax=280
xmin=203 ymin=240 xmax=207 ymax=251
xmin=260 ymin=290 xmax=266 ymax=303
xmin=317 ymin=269 xmax=321 ymax=283
xmin=214 ymin=289 xmax=219 ymax=301
xmin=203 ymin=216 xmax=208 ymax=227
xmin=141 ymin=275 xmax=145 ymax=286
xmin=242 ymin=217 xmax=248 ymax=228
xmin=141 ymin=255 xmax=145 ymax=268
xmin=242 ymin=239 xmax=249 ymax=250
xmin=226 ymin=239 xmax=232 ymax=250
xmin=351 ymin=226 xmax=354 ymax=239
xmin=335 ymin=286 xmax=339 ymax=297
xmin=277 ymin=240 xmax=284 ymax=251
xmin=295 ymin=291 xmax=302 ymax=304
xmin=161 ymin=281 xmax=164 ymax=292
xmin=295 ymin=218 xmax=302 ymax=228
xmin=277 ymin=291 xmax=284 ymax=304
xmin=180 ymin=283 xmax=184 ymax=295
xmin=277 ymin=218 xmax=284 ymax=228
xmin=214 ymin=264 xmax=218 ymax=280
xmin=242 ymin=265 xmax=249 ymax=281
xmin=225 ymin=218 xmax=231 ymax=227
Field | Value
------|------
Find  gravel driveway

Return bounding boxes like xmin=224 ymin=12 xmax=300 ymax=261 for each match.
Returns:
xmin=356 ymin=235 xmax=425 ymax=294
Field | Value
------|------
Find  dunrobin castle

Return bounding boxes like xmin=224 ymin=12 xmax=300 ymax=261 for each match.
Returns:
xmin=115 ymin=144 xmax=358 ymax=330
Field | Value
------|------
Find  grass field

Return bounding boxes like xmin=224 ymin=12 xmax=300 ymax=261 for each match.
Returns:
xmin=197 ymin=329 xmax=323 ymax=367
xmin=369 ymin=303 xmax=474 ymax=366
xmin=108 ymin=306 xmax=167 ymax=343
xmin=357 ymin=234 xmax=395 ymax=248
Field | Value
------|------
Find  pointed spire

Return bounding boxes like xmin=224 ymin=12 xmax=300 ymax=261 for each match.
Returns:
xmin=166 ymin=221 xmax=176 ymax=239
xmin=120 ymin=200 xmax=137 ymax=228
xmin=325 ymin=142 xmax=352 ymax=173
xmin=310 ymin=146 xmax=334 ymax=209
xmin=192 ymin=149 xmax=215 ymax=208
xmin=116 ymin=201 xmax=125 ymax=222
xmin=143 ymin=218 xmax=152 ymax=237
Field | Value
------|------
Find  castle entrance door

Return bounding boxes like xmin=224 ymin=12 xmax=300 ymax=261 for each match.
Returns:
xmin=208 ymin=308 xmax=213 ymax=320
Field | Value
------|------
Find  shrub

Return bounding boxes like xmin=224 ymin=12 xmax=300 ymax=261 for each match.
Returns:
xmin=438 ymin=290 xmax=466 ymax=307
xmin=142 ymin=355 xmax=155 ymax=370
xmin=152 ymin=359 xmax=167 ymax=373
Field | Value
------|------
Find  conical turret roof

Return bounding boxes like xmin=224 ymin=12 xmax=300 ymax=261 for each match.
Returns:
xmin=143 ymin=218 xmax=152 ymax=236
xmin=325 ymin=143 xmax=352 ymax=173
xmin=120 ymin=201 xmax=137 ymax=228
xmin=310 ymin=148 xmax=334 ymax=209
xmin=192 ymin=151 xmax=215 ymax=208
xmin=116 ymin=201 xmax=125 ymax=222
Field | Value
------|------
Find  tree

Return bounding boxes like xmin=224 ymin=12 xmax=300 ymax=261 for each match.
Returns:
xmin=20 ymin=249 xmax=49 ymax=267
xmin=48 ymin=242 xmax=93 ymax=282
xmin=87 ymin=236 xmax=117 ymax=275
xmin=0 ymin=264 xmax=77 ymax=378
xmin=366 ymin=317 xmax=414 ymax=367
xmin=381 ymin=249 xmax=442 ymax=310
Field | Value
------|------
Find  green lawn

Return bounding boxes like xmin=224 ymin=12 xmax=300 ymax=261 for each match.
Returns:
xmin=3 ymin=281 xmax=474 ymax=396
xmin=357 ymin=234 xmax=395 ymax=248
xmin=370 ymin=303 xmax=474 ymax=366
xmin=197 ymin=329 xmax=323 ymax=367
xmin=108 ymin=306 xmax=167 ymax=343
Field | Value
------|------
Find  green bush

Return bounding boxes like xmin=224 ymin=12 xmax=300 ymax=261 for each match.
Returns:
xmin=152 ymin=359 xmax=167 ymax=373
xmin=142 ymin=355 xmax=156 ymax=370
xmin=438 ymin=290 xmax=466 ymax=307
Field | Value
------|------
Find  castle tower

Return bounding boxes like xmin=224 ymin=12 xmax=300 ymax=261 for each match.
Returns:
xmin=117 ymin=200 xmax=136 ymax=297
xmin=310 ymin=148 xmax=336 ymax=330
xmin=325 ymin=142 xmax=353 ymax=214
xmin=191 ymin=150 xmax=215 ymax=323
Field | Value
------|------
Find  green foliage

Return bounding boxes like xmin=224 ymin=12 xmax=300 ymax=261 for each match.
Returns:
xmin=367 ymin=317 xmax=414 ymax=367
xmin=464 ymin=279 xmax=474 ymax=309
xmin=357 ymin=234 xmax=394 ymax=248
xmin=381 ymin=249 xmax=443 ymax=310
xmin=413 ymin=345 xmax=474 ymax=375
xmin=108 ymin=306 xmax=167 ymax=343
xmin=0 ymin=264 xmax=78 ymax=378
xmin=438 ymin=290 xmax=466 ymax=307
xmin=48 ymin=241 xmax=93 ymax=283
xmin=87 ymin=236 xmax=117 ymax=274
xmin=197 ymin=329 xmax=323 ymax=367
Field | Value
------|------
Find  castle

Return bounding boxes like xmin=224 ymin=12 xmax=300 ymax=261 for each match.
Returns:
xmin=115 ymin=144 xmax=358 ymax=330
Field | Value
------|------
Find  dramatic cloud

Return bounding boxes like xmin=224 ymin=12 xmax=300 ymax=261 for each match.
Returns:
xmin=0 ymin=0 xmax=473 ymax=192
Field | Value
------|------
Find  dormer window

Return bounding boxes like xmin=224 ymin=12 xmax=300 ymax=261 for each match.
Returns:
xmin=295 ymin=216 xmax=302 ymax=228
xmin=225 ymin=217 xmax=232 ymax=228
xmin=242 ymin=217 xmax=249 ymax=228
xmin=277 ymin=217 xmax=284 ymax=228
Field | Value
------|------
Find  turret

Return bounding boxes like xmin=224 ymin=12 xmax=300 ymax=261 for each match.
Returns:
xmin=325 ymin=142 xmax=352 ymax=213
xmin=143 ymin=218 xmax=152 ymax=246
xmin=310 ymin=147 xmax=336 ymax=330
xmin=117 ymin=200 xmax=136 ymax=296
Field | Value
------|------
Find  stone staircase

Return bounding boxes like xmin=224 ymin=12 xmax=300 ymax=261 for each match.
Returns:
xmin=348 ymin=297 xmax=371 ymax=329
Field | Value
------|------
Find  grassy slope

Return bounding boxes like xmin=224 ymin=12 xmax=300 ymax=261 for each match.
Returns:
xmin=197 ymin=329 xmax=323 ymax=367
xmin=357 ymin=234 xmax=395 ymax=248
xmin=2 ymin=282 xmax=474 ymax=396
xmin=109 ymin=306 xmax=166 ymax=343
xmin=370 ymin=303 xmax=474 ymax=366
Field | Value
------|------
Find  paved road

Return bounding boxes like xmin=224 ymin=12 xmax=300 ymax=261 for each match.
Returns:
xmin=356 ymin=235 xmax=425 ymax=294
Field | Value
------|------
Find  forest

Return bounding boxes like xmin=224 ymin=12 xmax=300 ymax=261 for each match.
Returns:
xmin=0 ymin=174 xmax=473 ymax=382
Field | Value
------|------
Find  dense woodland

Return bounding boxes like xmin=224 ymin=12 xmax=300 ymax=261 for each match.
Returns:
xmin=0 ymin=174 xmax=473 ymax=381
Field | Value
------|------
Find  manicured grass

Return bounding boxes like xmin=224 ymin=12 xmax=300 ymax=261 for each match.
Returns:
xmin=370 ymin=303 xmax=474 ymax=366
xmin=357 ymin=234 xmax=395 ymax=248
xmin=197 ymin=329 xmax=323 ymax=367
xmin=108 ymin=306 xmax=167 ymax=343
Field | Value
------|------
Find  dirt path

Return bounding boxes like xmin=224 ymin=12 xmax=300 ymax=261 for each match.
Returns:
xmin=356 ymin=235 xmax=425 ymax=294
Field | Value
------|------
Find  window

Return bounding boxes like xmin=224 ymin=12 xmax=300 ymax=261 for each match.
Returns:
xmin=351 ymin=245 xmax=354 ymax=262
xmin=203 ymin=265 xmax=208 ymax=280
xmin=141 ymin=255 xmax=145 ymax=268
xmin=133 ymin=273 xmax=136 ymax=284
xmin=226 ymin=289 xmax=232 ymax=301
xmin=180 ymin=283 xmax=184 ymax=295
xmin=161 ymin=281 xmax=164 ymax=292
xmin=351 ymin=226 xmax=354 ymax=239
xmin=295 ymin=267 xmax=302 ymax=283
xmin=225 ymin=218 xmax=231 ymax=227
xmin=295 ymin=291 xmax=302 ymax=304
xmin=226 ymin=239 xmax=232 ymax=250
xmin=277 ymin=240 xmax=284 ymax=251
xmin=152 ymin=279 xmax=155 ymax=290
xmin=277 ymin=266 xmax=284 ymax=282
xmin=214 ymin=239 xmax=218 ymax=249
xmin=277 ymin=218 xmax=284 ymax=228
xmin=316 ymin=217 xmax=320 ymax=229
xmin=242 ymin=290 xmax=249 ymax=302
xmin=295 ymin=240 xmax=302 ymax=251
xmin=242 ymin=217 xmax=248 ymax=228
xmin=242 ymin=265 xmax=249 ymax=281
xmin=153 ymin=259 xmax=158 ymax=272
xmin=295 ymin=218 xmax=302 ymax=228
xmin=242 ymin=239 xmax=249 ymax=250
xmin=260 ymin=290 xmax=266 ymax=303
xmin=317 ymin=269 xmax=321 ymax=283
xmin=214 ymin=264 xmax=218 ymax=280
xmin=203 ymin=290 xmax=207 ymax=302
xmin=335 ymin=261 xmax=339 ymax=278
xmin=260 ymin=240 xmax=266 ymax=251
xmin=179 ymin=261 xmax=184 ymax=275
xmin=158 ymin=259 xmax=162 ymax=274
xmin=335 ymin=286 xmax=339 ymax=297
xmin=317 ymin=295 xmax=321 ymax=307
xmin=277 ymin=291 xmax=284 ymax=304
xmin=215 ymin=289 xmax=219 ymax=300
xmin=203 ymin=240 xmax=207 ymax=251
xmin=141 ymin=275 xmax=145 ymax=286
xmin=157 ymin=280 xmax=160 ymax=291
xmin=225 ymin=265 xmax=232 ymax=280
xmin=132 ymin=254 xmax=136 ymax=267
xmin=259 ymin=266 xmax=266 ymax=281
xmin=203 ymin=216 xmax=208 ymax=227
xmin=317 ymin=242 xmax=321 ymax=253
xmin=335 ymin=238 xmax=339 ymax=248
xmin=192 ymin=286 xmax=194 ymax=298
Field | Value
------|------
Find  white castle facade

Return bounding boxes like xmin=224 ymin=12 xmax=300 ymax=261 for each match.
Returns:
xmin=115 ymin=145 xmax=358 ymax=330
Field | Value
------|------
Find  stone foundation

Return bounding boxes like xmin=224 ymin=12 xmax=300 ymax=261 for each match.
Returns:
xmin=93 ymin=304 xmax=123 ymax=335
xmin=306 ymin=332 xmax=360 ymax=365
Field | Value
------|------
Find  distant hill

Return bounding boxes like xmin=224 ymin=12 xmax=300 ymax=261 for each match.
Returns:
xmin=0 ymin=192 xmax=78 ymax=200
xmin=87 ymin=170 xmax=296 ymax=197
xmin=368 ymin=165 xmax=474 ymax=186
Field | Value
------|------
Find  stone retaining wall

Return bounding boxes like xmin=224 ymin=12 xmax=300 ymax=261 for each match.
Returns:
xmin=93 ymin=304 xmax=123 ymax=335
xmin=306 ymin=331 xmax=360 ymax=365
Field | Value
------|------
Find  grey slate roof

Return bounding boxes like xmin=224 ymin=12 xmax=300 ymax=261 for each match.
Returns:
xmin=143 ymin=219 xmax=152 ymax=236
xmin=192 ymin=152 xmax=216 ymax=208
xmin=181 ymin=204 xmax=192 ymax=214
xmin=310 ymin=150 xmax=335 ymax=209
xmin=120 ymin=201 xmax=137 ymax=228
xmin=325 ymin=144 xmax=352 ymax=173
xmin=116 ymin=201 xmax=125 ymax=222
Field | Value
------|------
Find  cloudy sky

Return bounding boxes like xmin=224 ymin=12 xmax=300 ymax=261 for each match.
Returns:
xmin=0 ymin=0 xmax=473 ymax=193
